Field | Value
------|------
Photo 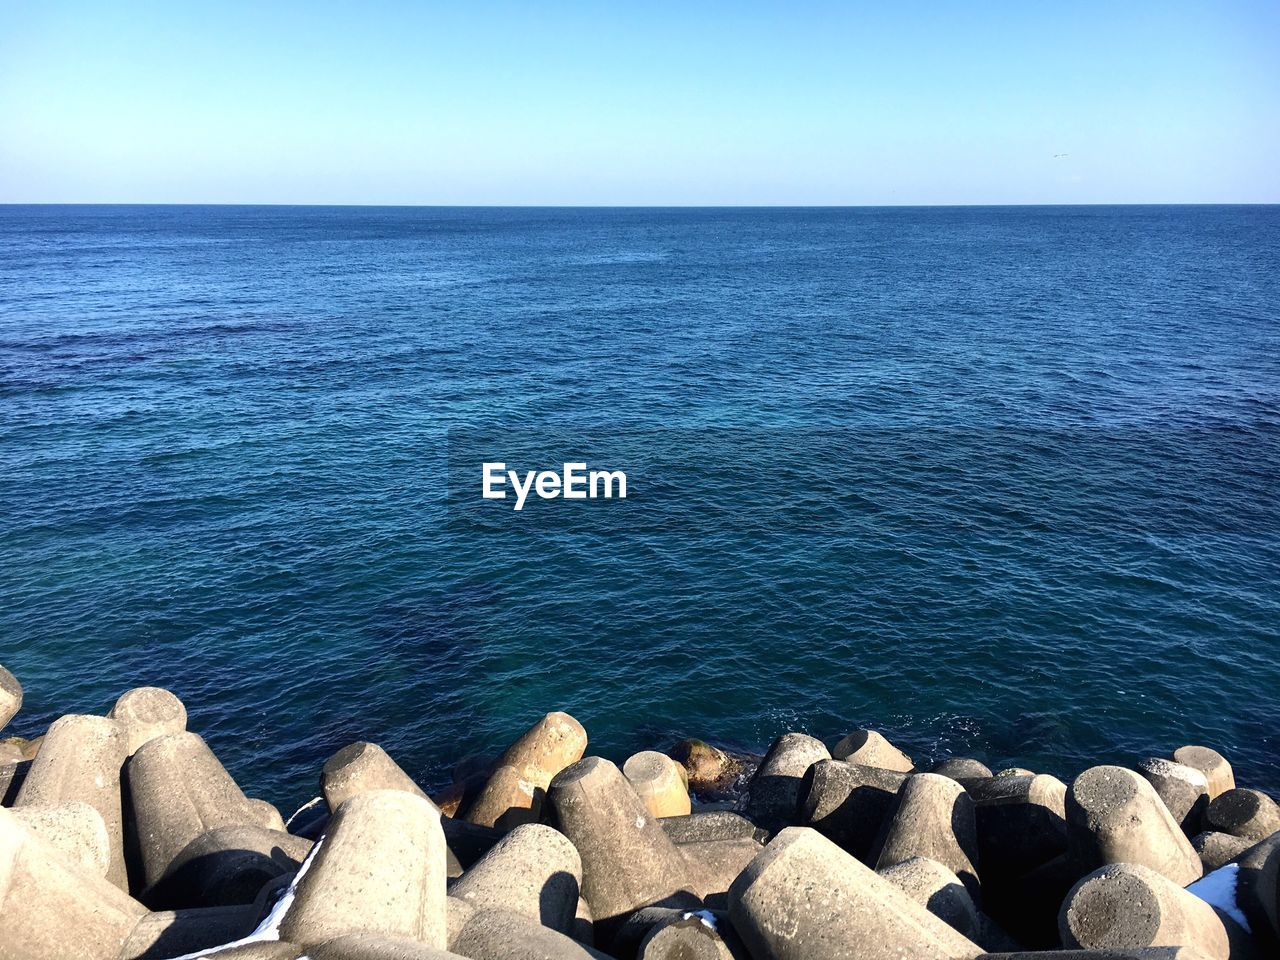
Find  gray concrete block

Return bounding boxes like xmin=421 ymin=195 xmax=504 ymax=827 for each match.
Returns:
xmin=831 ymin=729 xmax=914 ymax=772
xmin=660 ymin=811 xmax=768 ymax=846
xmin=638 ymin=911 xmax=743 ymax=960
xmin=120 ymin=905 xmax=258 ymax=960
xmin=278 ymin=789 xmax=447 ymax=948
xmin=321 ymin=741 xmax=428 ymax=813
xmin=744 ymin=733 xmax=830 ymax=828
xmin=1192 ymin=831 xmax=1254 ymax=872
xmin=878 ymin=855 xmax=982 ymax=941
xmin=624 ymin=751 xmax=691 ymax=819
xmin=1138 ymin=758 xmax=1210 ymax=834
xmin=1204 ymin=787 xmax=1280 ymax=841
xmin=678 ymin=837 xmax=763 ymax=909
xmin=308 ymin=932 xmax=468 ymax=959
xmin=1067 ymin=766 xmax=1202 ymax=886
xmin=1173 ymin=746 xmax=1235 ymax=800
xmin=728 ymin=827 xmax=983 ymax=960
xmin=108 ymin=688 xmax=187 ymax=757
xmin=876 ymin=772 xmax=982 ymax=902
xmin=0 ymin=664 xmax=20 ymax=733
xmin=796 ymin=758 xmax=908 ymax=861
xmin=968 ymin=774 xmax=1068 ymax=881
xmin=448 ymin=822 xmax=581 ymax=934
xmin=933 ymin=759 xmax=993 ymax=782
xmin=547 ymin=756 xmax=698 ymax=932
xmin=450 ymin=907 xmax=614 ymax=959
xmin=466 ymin=712 xmax=587 ymax=830
xmin=15 ymin=713 xmax=129 ymax=890
xmin=148 ymin=824 xmax=313 ymax=909
xmin=1060 ymin=862 xmax=1229 ymax=959
xmin=11 ymin=801 xmax=110 ymax=877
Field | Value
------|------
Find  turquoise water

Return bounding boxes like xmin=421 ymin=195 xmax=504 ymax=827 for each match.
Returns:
xmin=1 ymin=205 xmax=1277 ymax=811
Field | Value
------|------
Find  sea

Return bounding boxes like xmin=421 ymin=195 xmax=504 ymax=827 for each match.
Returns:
xmin=1 ymin=204 xmax=1277 ymax=812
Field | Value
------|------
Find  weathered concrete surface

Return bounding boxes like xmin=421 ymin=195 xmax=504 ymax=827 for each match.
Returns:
xmin=246 ymin=798 xmax=286 ymax=833
xmin=0 ymin=665 xmax=21 ymax=733
xmin=321 ymin=741 xmax=428 ymax=812
xmin=744 ymin=733 xmax=830 ymax=828
xmin=660 ymin=810 xmax=768 ymax=846
xmin=120 ymin=905 xmax=258 ymax=959
xmin=728 ymin=827 xmax=984 ymax=960
xmin=450 ymin=907 xmax=614 ymax=959
xmin=669 ymin=740 xmax=744 ymax=799
xmin=978 ymin=950 xmax=1216 ymax=959
xmin=994 ymin=768 xmax=1035 ymax=778
xmin=148 ymin=823 xmax=312 ymax=908
xmin=968 ymin=774 xmax=1068 ymax=881
xmin=1173 ymin=746 xmax=1235 ymax=800
xmin=1192 ymin=831 xmax=1254 ymax=872
xmin=11 ymin=801 xmax=110 ymax=876
xmin=1204 ymin=787 xmax=1280 ymax=841
xmin=0 ymin=805 xmax=147 ymax=960
xmin=678 ymin=836 xmax=764 ymax=909
xmin=127 ymin=731 xmax=260 ymax=890
xmin=547 ymin=756 xmax=698 ymax=932
xmin=108 ymin=688 xmax=188 ymax=757
xmin=448 ymin=822 xmax=581 ymax=934
xmin=878 ymin=855 xmax=982 ymax=941
xmin=624 ymin=751 xmax=692 ymax=819
xmin=638 ymin=911 xmax=742 ymax=960
xmin=831 ymin=729 xmax=914 ymax=773
xmin=797 ymin=758 xmax=907 ymax=861
xmin=279 ymin=790 xmax=447 ymax=948
xmin=466 ymin=712 xmax=587 ymax=830
xmin=15 ymin=713 xmax=129 ymax=890
xmin=876 ymin=772 xmax=982 ymax=901
xmin=1137 ymin=758 xmax=1210 ymax=834
xmin=308 ymin=932 xmax=468 ymax=959
xmin=1060 ymin=862 xmax=1230 ymax=959
xmin=933 ymin=758 xmax=993 ymax=782
xmin=1066 ymin=766 xmax=1202 ymax=886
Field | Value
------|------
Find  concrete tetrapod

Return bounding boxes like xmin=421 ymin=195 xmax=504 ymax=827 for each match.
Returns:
xmin=120 ymin=905 xmax=258 ymax=960
xmin=1204 ymin=788 xmax=1280 ymax=842
xmin=450 ymin=907 xmax=614 ymax=960
xmin=0 ymin=664 xmax=21 ymax=733
xmin=1192 ymin=832 xmax=1255 ymax=872
xmin=830 ymin=729 xmax=914 ymax=772
xmin=547 ymin=756 xmax=698 ymax=934
xmin=0 ymin=805 xmax=147 ymax=960
xmin=448 ymin=822 xmax=581 ymax=935
xmin=875 ymin=772 xmax=982 ymax=901
xmin=624 ymin=751 xmax=692 ymax=818
xmin=1138 ymin=758 xmax=1211 ymax=834
xmin=660 ymin=811 xmax=768 ymax=846
xmin=638 ymin=912 xmax=741 ymax=960
xmin=108 ymin=688 xmax=188 ymax=757
xmin=796 ymin=758 xmax=907 ymax=861
xmin=147 ymin=823 xmax=313 ymax=908
xmin=1173 ymin=747 xmax=1235 ymax=801
xmin=967 ymin=773 xmax=1068 ymax=881
xmin=467 ymin=711 xmax=588 ymax=830
xmin=127 ymin=731 xmax=261 ymax=890
xmin=1066 ymin=766 xmax=1202 ymax=886
xmin=932 ymin=758 xmax=993 ymax=782
xmin=678 ymin=837 xmax=764 ymax=909
xmin=877 ymin=856 xmax=982 ymax=941
xmin=10 ymin=802 xmax=110 ymax=877
xmin=15 ymin=713 xmax=129 ymax=890
xmin=728 ymin=827 xmax=983 ymax=960
xmin=1059 ymin=862 xmax=1231 ymax=959
xmin=321 ymin=741 xmax=429 ymax=812
xmin=308 ymin=933 xmax=467 ymax=959
xmin=278 ymin=790 xmax=448 ymax=948
xmin=744 ymin=733 xmax=830 ymax=828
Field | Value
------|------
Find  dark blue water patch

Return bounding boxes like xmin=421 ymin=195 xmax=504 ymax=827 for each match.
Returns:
xmin=0 ymin=205 xmax=1277 ymax=811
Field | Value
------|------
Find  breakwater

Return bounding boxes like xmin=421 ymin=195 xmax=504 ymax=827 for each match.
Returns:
xmin=3 ymin=666 xmax=1279 ymax=959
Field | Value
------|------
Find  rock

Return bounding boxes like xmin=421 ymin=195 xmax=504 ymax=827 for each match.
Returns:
xmin=547 ymin=756 xmax=698 ymax=933
xmin=677 ymin=837 xmax=764 ymax=909
xmin=0 ymin=805 xmax=147 ymax=960
xmin=796 ymin=758 xmax=908 ymax=861
xmin=624 ymin=751 xmax=692 ymax=818
xmin=147 ymin=823 xmax=313 ymax=908
xmin=932 ymin=758 xmax=993 ymax=781
xmin=1173 ymin=746 xmax=1235 ymax=800
xmin=108 ymin=688 xmax=188 ymax=757
xmin=15 ymin=713 xmax=130 ymax=889
xmin=660 ymin=810 xmax=768 ymax=845
xmin=728 ymin=827 xmax=983 ymax=959
xmin=466 ymin=712 xmax=588 ymax=830
xmin=1204 ymin=787 xmax=1280 ymax=841
xmin=875 ymin=772 xmax=982 ymax=901
xmin=668 ymin=740 xmax=743 ymax=798
xmin=449 ymin=823 xmax=581 ymax=934
xmin=744 ymin=733 xmax=830 ymax=828
xmin=11 ymin=801 xmax=111 ymax=876
xmin=1138 ymin=757 xmax=1211 ymax=833
xmin=279 ymin=789 xmax=448 ymax=948
xmin=1192 ymin=831 xmax=1255 ymax=872
xmin=877 ymin=855 xmax=982 ymax=941
xmin=1066 ymin=765 xmax=1202 ymax=886
xmin=321 ymin=741 xmax=429 ymax=812
xmin=0 ymin=664 xmax=20 ymax=732
xmin=1060 ymin=862 xmax=1231 ymax=959
xmin=120 ymin=905 xmax=259 ymax=960
xmin=308 ymin=933 xmax=467 ymax=959
xmin=830 ymin=729 xmax=914 ymax=772
xmin=967 ymin=773 xmax=1068 ymax=880
xmin=127 ymin=731 xmax=262 ymax=890
xmin=450 ymin=907 xmax=614 ymax=959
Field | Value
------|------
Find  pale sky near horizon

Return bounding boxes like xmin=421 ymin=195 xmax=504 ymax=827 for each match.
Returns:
xmin=1 ymin=1 xmax=1277 ymax=205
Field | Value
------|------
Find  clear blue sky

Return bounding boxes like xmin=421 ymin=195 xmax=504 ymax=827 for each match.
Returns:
xmin=2 ymin=1 xmax=1277 ymax=204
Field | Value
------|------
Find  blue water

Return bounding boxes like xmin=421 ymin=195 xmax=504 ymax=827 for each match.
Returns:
xmin=2 ymin=205 xmax=1278 ymax=811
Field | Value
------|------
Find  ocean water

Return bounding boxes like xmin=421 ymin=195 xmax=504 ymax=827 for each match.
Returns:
xmin=1 ymin=204 xmax=1278 ymax=811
